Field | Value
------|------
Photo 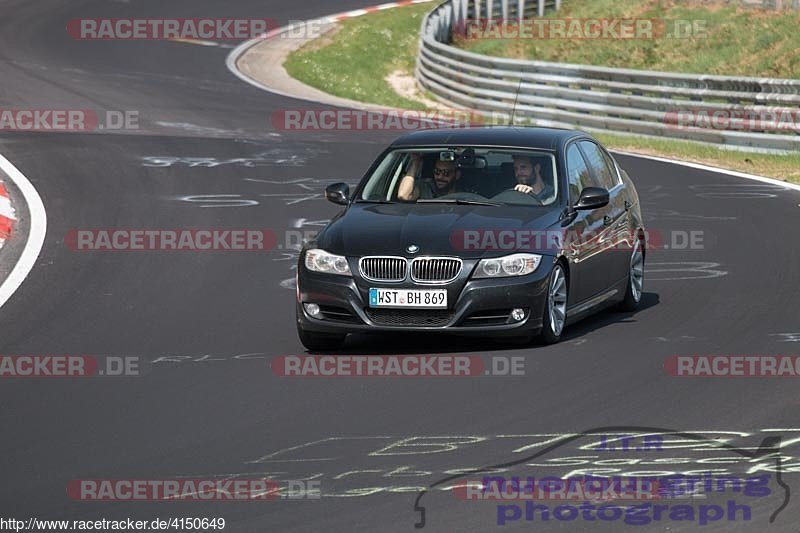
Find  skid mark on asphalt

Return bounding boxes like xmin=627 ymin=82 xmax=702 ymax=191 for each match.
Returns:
xmin=646 ymin=262 xmax=727 ymax=281
xmin=259 ymin=193 xmax=322 ymax=205
xmin=142 ymin=152 xmax=307 ymax=167
xmin=690 ymin=183 xmax=786 ymax=199
xmin=153 ymin=121 xmax=279 ymax=138
xmin=167 ymin=38 xmax=235 ymax=48
xmin=644 ymin=208 xmax=737 ymax=221
xmin=176 ymin=194 xmax=260 ymax=207
xmin=770 ymin=333 xmax=800 ymax=343
xmin=176 ymin=192 xmax=324 ymax=207
xmin=173 ymin=180 xmax=352 ymax=208
xmin=156 ymin=429 xmax=800 ymax=499
xmin=651 ymin=335 xmax=703 ymax=342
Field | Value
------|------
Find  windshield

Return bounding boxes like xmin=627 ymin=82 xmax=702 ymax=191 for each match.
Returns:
xmin=357 ymin=147 xmax=559 ymax=207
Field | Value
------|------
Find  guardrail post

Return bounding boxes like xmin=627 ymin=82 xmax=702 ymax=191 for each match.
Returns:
xmin=517 ymin=0 xmax=525 ymax=22
xmin=442 ymin=3 xmax=453 ymax=40
xmin=501 ymin=0 xmax=509 ymax=21
xmin=555 ymin=0 xmax=561 ymax=11
xmin=452 ymin=0 xmax=462 ymax=30
xmin=487 ymin=0 xmax=494 ymax=19
xmin=538 ymin=0 xmax=545 ymax=16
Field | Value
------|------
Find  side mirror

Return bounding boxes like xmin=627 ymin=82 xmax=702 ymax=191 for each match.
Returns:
xmin=325 ymin=183 xmax=350 ymax=205
xmin=574 ymin=187 xmax=609 ymax=210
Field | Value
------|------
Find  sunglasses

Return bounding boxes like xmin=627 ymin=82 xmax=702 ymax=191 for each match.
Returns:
xmin=433 ymin=168 xmax=453 ymax=177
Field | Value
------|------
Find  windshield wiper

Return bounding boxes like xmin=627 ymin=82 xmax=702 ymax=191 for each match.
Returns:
xmin=417 ymin=198 xmax=501 ymax=206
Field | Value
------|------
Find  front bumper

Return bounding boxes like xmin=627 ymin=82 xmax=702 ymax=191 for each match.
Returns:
xmin=296 ymin=258 xmax=554 ymax=337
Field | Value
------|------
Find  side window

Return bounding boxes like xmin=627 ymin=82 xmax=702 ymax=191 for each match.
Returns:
xmin=578 ymin=141 xmax=617 ymax=191
xmin=566 ymin=144 xmax=594 ymax=203
xmin=600 ymin=149 xmax=621 ymax=187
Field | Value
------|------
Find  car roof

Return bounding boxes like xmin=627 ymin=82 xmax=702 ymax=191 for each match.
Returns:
xmin=388 ymin=126 xmax=590 ymax=151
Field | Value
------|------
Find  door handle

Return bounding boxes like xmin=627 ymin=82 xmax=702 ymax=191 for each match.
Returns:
xmin=603 ymin=215 xmax=613 ymax=226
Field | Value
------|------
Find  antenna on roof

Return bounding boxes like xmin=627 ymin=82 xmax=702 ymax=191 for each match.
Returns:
xmin=508 ymin=79 xmax=523 ymax=126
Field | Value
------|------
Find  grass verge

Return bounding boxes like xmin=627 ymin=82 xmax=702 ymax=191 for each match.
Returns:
xmin=596 ymin=133 xmax=800 ymax=183
xmin=284 ymin=3 xmax=434 ymax=110
xmin=456 ymin=0 xmax=800 ymax=78
xmin=285 ymin=2 xmax=800 ymax=184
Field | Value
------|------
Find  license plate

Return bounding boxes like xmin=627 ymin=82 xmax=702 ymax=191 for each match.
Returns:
xmin=369 ymin=288 xmax=447 ymax=308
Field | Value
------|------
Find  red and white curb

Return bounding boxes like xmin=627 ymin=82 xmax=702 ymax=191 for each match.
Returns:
xmin=0 ymin=179 xmax=15 ymax=249
xmin=0 ymin=153 xmax=47 ymax=310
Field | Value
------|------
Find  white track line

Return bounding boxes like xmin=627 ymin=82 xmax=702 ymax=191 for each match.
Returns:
xmin=610 ymin=150 xmax=800 ymax=192
xmin=0 ymin=153 xmax=47 ymax=310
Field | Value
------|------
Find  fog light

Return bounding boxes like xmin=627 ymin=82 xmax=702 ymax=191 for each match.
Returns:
xmin=510 ymin=308 xmax=525 ymax=322
xmin=304 ymin=303 xmax=322 ymax=318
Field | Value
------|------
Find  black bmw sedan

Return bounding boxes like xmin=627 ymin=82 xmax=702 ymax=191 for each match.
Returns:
xmin=296 ymin=127 xmax=646 ymax=350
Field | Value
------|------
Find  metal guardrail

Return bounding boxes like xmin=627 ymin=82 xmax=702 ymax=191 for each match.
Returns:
xmin=416 ymin=0 xmax=800 ymax=151
xmin=741 ymin=0 xmax=800 ymax=8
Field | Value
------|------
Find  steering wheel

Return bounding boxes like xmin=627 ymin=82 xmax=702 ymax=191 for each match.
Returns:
xmin=491 ymin=188 xmax=544 ymax=205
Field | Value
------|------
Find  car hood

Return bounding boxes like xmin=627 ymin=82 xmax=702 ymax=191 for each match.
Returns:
xmin=315 ymin=203 xmax=563 ymax=258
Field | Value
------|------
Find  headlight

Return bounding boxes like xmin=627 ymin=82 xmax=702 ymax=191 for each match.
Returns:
xmin=304 ymin=249 xmax=351 ymax=276
xmin=473 ymin=253 xmax=541 ymax=278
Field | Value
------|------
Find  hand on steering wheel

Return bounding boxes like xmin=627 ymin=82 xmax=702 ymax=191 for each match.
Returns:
xmin=502 ymin=185 xmax=543 ymax=205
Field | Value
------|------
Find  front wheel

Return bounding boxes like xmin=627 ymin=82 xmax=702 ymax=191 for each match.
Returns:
xmin=297 ymin=324 xmax=346 ymax=351
xmin=538 ymin=263 xmax=568 ymax=345
xmin=618 ymin=237 xmax=644 ymax=311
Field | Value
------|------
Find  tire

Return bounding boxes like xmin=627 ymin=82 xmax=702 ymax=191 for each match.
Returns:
xmin=538 ymin=263 xmax=568 ymax=345
xmin=618 ymin=237 xmax=644 ymax=312
xmin=297 ymin=324 xmax=346 ymax=351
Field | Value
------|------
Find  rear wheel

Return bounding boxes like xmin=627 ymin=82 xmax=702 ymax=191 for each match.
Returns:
xmin=618 ymin=237 xmax=644 ymax=311
xmin=297 ymin=324 xmax=346 ymax=351
xmin=539 ymin=263 xmax=568 ymax=345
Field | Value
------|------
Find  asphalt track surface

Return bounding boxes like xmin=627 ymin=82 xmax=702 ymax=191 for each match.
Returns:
xmin=1 ymin=0 xmax=800 ymax=531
